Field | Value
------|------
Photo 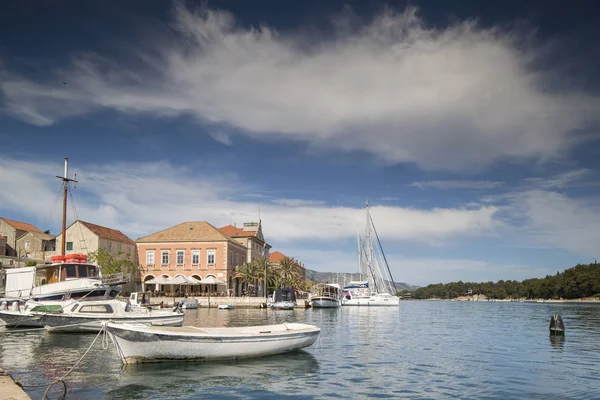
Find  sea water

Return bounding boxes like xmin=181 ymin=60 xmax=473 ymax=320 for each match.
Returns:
xmin=1 ymin=301 xmax=599 ymax=399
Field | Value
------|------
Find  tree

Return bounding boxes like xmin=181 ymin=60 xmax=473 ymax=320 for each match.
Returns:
xmin=87 ymin=249 xmax=137 ymax=276
xmin=25 ymin=260 xmax=37 ymax=267
xmin=272 ymin=257 xmax=304 ymax=289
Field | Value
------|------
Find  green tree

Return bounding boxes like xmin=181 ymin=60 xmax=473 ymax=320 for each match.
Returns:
xmin=272 ymin=256 xmax=304 ymax=289
xmin=87 ymin=249 xmax=137 ymax=276
xmin=25 ymin=260 xmax=38 ymax=267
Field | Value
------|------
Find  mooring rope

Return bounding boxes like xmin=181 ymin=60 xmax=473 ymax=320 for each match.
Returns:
xmin=42 ymin=323 xmax=109 ymax=399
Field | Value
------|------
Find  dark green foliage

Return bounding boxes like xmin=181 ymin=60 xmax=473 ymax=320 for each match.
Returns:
xmin=413 ymin=262 xmax=600 ymax=300
xmin=25 ymin=260 xmax=37 ymax=267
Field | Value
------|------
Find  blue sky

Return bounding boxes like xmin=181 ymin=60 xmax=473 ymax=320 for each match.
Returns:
xmin=1 ymin=0 xmax=599 ymax=286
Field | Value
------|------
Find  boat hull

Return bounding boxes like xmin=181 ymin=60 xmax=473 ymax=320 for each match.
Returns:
xmin=342 ymin=296 xmax=400 ymax=306
xmin=311 ymin=297 xmax=341 ymax=308
xmin=42 ymin=313 xmax=184 ymax=333
xmin=107 ymin=322 xmax=320 ymax=364
xmin=0 ymin=311 xmax=44 ymax=328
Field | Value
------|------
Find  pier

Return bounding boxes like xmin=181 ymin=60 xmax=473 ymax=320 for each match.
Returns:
xmin=0 ymin=367 xmax=31 ymax=400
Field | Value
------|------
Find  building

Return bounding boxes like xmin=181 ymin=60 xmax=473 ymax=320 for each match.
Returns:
xmin=218 ymin=221 xmax=271 ymax=262
xmin=0 ymin=235 xmax=6 ymax=258
xmin=136 ymin=221 xmax=247 ymax=295
xmin=15 ymin=231 xmax=55 ymax=261
xmin=0 ymin=217 xmax=42 ymax=257
xmin=54 ymin=220 xmax=136 ymax=261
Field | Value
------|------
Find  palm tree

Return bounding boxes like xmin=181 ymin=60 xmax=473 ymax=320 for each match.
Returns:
xmin=273 ymin=257 xmax=304 ymax=288
xmin=234 ymin=261 xmax=262 ymax=295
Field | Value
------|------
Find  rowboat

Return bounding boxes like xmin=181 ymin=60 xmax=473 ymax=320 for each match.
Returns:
xmin=106 ymin=322 xmax=320 ymax=364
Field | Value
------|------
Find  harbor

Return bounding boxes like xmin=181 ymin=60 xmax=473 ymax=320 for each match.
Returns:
xmin=2 ymin=301 xmax=600 ymax=399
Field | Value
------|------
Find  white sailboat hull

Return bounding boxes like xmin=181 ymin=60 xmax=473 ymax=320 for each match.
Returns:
xmin=106 ymin=322 xmax=320 ymax=364
xmin=342 ymin=294 xmax=400 ymax=306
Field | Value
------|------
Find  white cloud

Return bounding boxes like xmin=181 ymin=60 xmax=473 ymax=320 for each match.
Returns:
xmin=272 ymin=198 xmax=326 ymax=207
xmin=1 ymin=4 xmax=599 ymax=171
xmin=410 ymin=180 xmax=504 ymax=189
xmin=0 ymin=158 xmax=501 ymax=244
xmin=513 ymin=190 xmax=600 ymax=257
xmin=522 ymin=169 xmax=593 ymax=189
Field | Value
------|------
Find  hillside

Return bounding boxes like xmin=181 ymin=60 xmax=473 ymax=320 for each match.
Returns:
xmin=304 ymin=268 xmax=418 ymax=291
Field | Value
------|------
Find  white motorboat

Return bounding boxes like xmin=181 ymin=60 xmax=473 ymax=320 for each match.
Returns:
xmin=105 ymin=322 xmax=320 ymax=364
xmin=0 ymin=298 xmax=184 ymax=332
xmin=267 ymin=288 xmax=296 ymax=310
xmin=180 ymin=298 xmax=199 ymax=309
xmin=309 ymin=283 xmax=342 ymax=308
xmin=342 ymin=203 xmax=400 ymax=307
xmin=217 ymin=304 xmax=234 ymax=310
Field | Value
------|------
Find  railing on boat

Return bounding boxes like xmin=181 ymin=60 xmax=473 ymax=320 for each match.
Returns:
xmin=101 ymin=272 xmax=130 ymax=285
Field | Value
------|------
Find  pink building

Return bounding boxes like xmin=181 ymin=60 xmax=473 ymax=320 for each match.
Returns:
xmin=136 ymin=221 xmax=247 ymax=296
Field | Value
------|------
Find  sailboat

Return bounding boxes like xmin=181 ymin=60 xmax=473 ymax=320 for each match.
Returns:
xmin=342 ymin=203 xmax=400 ymax=306
xmin=1 ymin=158 xmax=124 ymax=304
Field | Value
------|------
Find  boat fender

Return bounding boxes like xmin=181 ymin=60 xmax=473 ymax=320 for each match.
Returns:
xmin=11 ymin=301 xmax=20 ymax=312
xmin=0 ymin=301 xmax=6 ymax=310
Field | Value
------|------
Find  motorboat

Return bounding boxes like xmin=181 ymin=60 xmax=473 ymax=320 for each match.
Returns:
xmin=309 ymin=283 xmax=342 ymax=308
xmin=0 ymin=298 xmax=184 ymax=332
xmin=2 ymin=258 xmax=123 ymax=303
xmin=267 ymin=288 xmax=296 ymax=310
xmin=217 ymin=304 xmax=234 ymax=310
xmin=180 ymin=298 xmax=199 ymax=309
xmin=105 ymin=321 xmax=320 ymax=364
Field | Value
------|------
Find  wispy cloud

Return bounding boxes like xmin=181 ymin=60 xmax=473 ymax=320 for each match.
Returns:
xmin=0 ymin=158 xmax=502 ymax=244
xmin=522 ymin=168 xmax=593 ymax=189
xmin=272 ymin=198 xmax=326 ymax=207
xmin=1 ymin=4 xmax=598 ymax=171
xmin=410 ymin=180 xmax=505 ymax=189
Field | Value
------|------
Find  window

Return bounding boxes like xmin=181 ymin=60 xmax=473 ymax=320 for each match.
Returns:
xmin=117 ymin=243 xmax=122 ymax=252
xmin=66 ymin=242 xmax=73 ymax=251
xmin=229 ymin=251 xmax=233 ymax=266
xmin=79 ymin=305 xmax=114 ymax=314
xmin=176 ymin=250 xmax=184 ymax=265
xmin=25 ymin=240 xmax=31 ymax=249
xmin=242 ymin=256 xmax=245 ymax=264
xmin=236 ymin=253 xmax=239 ymax=265
xmin=107 ymin=242 xmax=112 ymax=252
xmin=146 ymin=250 xmax=155 ymax=265
xmin=207 ymin=250 xmax=215 ymax=265
xmin=192 ymin=250 xmax=200 ymax=265
xmin=161 ymin=250 xmax=169 ymax=265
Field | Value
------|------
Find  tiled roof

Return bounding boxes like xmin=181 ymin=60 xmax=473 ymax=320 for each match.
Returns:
xmin=17 ymin=231 xmax=55 ymax=241
xmin=268 ymin=251 xmax=288 ymax=263
xmin=0 ymin=217 xmax=41 ymax=233
xmin=80 ymin=221 xmax=135 ymax=245
xmin=218 ymin=224 xmax=258 ymax=238
xmin=137 ymin=221 xmax=233 ymax=243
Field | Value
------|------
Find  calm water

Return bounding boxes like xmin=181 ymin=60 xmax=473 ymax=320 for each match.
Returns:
xmin=1 ymin=301 xmax=600 ymax=399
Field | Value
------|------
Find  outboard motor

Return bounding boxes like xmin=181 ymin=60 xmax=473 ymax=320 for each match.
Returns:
xmin=549 ymin=312 xmax=565 ymax=335
xmin=0 ymin=301 xmax=7 ymax=311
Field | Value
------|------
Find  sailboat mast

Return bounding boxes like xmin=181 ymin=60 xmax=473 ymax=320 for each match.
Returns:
xmin=56 ymin=157 xmax=77 ymax=256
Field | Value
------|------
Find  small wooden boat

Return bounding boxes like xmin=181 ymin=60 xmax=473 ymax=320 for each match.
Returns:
xmin=106 ymin=322 xmax=320 ymax=364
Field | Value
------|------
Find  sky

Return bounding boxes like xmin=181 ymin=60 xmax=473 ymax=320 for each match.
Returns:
xmin=1 ymin=0 xmax=599 ymax=286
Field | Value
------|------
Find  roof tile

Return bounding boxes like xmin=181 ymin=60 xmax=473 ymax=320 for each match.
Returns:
xmin=0 ymin=217 xmax=42 ymax=233
xmin=137 ymin=221 xmax=236 ymax=243
xmin=80 ymin=221 xmax=135 ymax=245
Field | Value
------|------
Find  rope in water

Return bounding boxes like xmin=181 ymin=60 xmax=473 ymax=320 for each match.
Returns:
xmin=42 ymin=323 xmax=110 ymax=399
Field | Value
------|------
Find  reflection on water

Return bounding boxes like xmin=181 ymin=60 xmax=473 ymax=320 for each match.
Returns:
xmin=2 ymin=303 xmax=600 ymax=399
xmin=549 ymin=334 xmax=565 ymax=351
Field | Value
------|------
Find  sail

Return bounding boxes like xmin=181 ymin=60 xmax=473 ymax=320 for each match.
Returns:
xmin=358 ymin=205 xmax=397 ymax=295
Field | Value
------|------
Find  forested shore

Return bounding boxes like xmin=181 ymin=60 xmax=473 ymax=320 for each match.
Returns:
xmin=409 ymin=262 xmax=600 ymax=300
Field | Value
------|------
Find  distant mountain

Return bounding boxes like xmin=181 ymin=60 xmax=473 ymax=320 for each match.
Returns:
xmin=304 ymin=269 xmax=418 ymax=291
